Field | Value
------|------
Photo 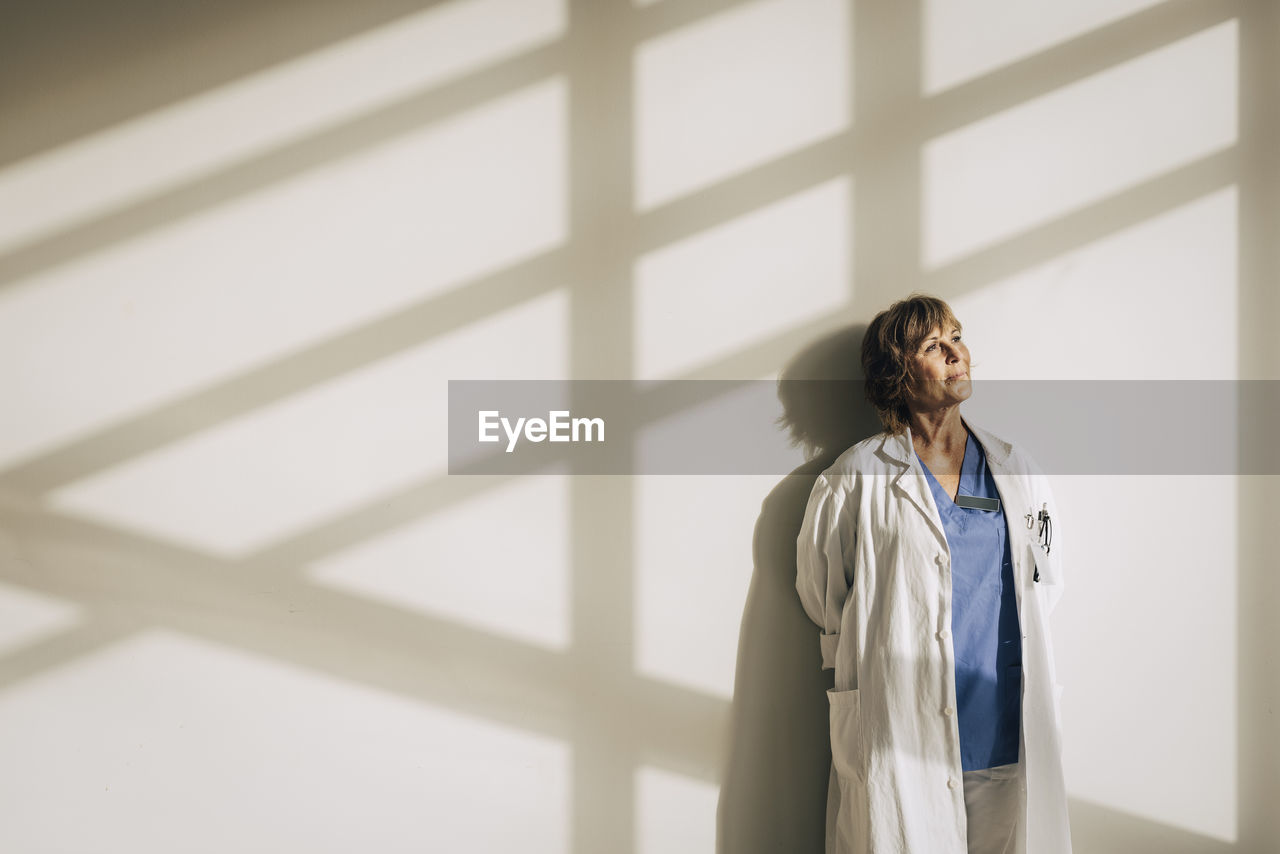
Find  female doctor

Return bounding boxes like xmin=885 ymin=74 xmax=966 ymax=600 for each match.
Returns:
xmin=796 ymin=294 xmax=1071 ymax=854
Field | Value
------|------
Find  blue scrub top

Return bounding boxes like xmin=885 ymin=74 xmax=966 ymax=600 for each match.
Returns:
xmin=917 ymin=430 xmax=1022 ymax=771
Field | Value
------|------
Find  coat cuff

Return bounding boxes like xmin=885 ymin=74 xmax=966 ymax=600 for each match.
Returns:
xmin=820 ymin=632 xmax=840 ymax=670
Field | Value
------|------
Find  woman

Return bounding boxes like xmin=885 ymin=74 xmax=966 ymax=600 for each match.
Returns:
xmin=796 ymin=295 xmax=1070 ymax=854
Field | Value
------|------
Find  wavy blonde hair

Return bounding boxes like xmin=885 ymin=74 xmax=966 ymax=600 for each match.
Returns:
xmin=861 ymin=293 xmax=962 ymax=434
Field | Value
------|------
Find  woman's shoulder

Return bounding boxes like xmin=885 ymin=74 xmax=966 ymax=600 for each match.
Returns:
xmin=820 ymin=431 xmax=903 ymax=483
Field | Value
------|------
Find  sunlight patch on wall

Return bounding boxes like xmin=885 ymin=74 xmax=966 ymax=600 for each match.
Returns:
xmin=946 ymin=187 xmax=1237 ymax=382
xmin=1053 ymin=475 xmax=1236 ymax=842
xmin=46 ymin=291 xmax=567 ymax=558
xmin=0 ymin=0 xmax=565 ymax=255
xmin=0 ymin=581 xmax=81 ymax=657
xmin=634 ymin=0 xmax=850 ymax=210
xmin=923 ymin=20 xmax=1236 ymax=269
xmin=309 ymin=472 xmax=570 ymax=650
xmin=635 ymin=177 xmax=851 ymax=380
xmin=0 ymin=79 xmax=567 ymax=471
xmin=923 ymin=0 xmax=1166 ymax=94
xmin=0 ymin=628 xmax=571 ymax=853
xmin=634 ymin=474 xmax=776 ymax=699
xmin=635 ymin=765 xmax=718 ymax=854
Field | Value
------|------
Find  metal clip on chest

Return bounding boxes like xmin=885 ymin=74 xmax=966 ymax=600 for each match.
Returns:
xmin=1026 ymin=503 xmax=1051 ymax=581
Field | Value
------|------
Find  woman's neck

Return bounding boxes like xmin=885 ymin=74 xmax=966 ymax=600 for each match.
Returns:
xmin=908 ymin=407 xmax=967 ymax=455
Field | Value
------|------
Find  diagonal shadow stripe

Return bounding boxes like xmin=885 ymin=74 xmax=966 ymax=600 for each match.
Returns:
xmin=630 ymin=0 xmax=754 ymax=42
xmin=634 ymin=130 xmax=859 ymax=253
xmin=924 ymin=148 xmax=1237 ymax=299
xmin=0 ymin=247 xmax=569 ymax=494
xmin=0 ymin=493 xmax=728 ymax=774
xmin=918 ymin=0 xmax=1240 ymax=139
xmin=1 ymin=302 xmax=831 ymax=591
xmin=0 ymin=41 xmax=565 ymax=290
xmin=1067 ymin=797 xmax=1237 ymax=854
xmin=243 ymin=471 xmax=527 ymax=571
xmin=658 ymin=314 xmax=854 ymax=384
xmin=0 ymin=0 xmax=460 ymax=167
xmin=0 ymin=616 xmax=143 ymax=693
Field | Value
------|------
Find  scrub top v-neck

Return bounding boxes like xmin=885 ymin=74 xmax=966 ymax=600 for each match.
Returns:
xmin=917 ymin=429 xmax=1022 ymax=772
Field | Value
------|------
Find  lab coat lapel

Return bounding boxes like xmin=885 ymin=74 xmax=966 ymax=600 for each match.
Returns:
xmin=968 ymin=422 xmax=1035 ymax=589
xmin=876 ymin=430 xmax=948 ymax=550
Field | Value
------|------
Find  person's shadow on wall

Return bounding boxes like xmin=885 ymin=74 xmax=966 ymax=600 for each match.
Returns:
xmin=717 ymin=323 xmax=880 ymax=854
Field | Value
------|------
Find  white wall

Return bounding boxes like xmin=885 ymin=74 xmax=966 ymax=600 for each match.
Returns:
xmin=0 ymin=1 xmax=1275 ymax=852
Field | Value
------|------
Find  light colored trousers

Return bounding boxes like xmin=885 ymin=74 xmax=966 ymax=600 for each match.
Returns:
xmin=961 ymin=761 xmax=1026 ymax=854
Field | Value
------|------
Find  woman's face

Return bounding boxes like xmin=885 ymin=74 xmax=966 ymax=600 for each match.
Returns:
xmin=906 ymin=323 xmax=972 ymax=413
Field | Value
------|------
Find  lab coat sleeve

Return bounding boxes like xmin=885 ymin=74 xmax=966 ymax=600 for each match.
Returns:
xmin=795 ymin=473 xmax=856 ymax=670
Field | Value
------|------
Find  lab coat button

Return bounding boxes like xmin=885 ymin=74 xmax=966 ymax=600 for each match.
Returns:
xmin=943 ymin=706 xmax=954 ymax=716
xmin=947 ymin=778 xmax=958 ymax=790
xmin=938 ymin=628 xmax=951 ymax=640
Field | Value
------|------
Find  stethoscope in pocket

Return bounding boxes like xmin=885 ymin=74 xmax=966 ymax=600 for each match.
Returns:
xmin=1025 ymin=503 xmax=1052 ymax=581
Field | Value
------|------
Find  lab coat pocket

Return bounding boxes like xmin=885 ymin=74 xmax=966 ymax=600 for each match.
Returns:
xmin=827 ymin=687 xmax=865 ymax=783
xmin=1023 ymin=523 xmax=1060 ymax=581
xmin=1024 ymin=534 xmax=1045 ymax=578
xmin=1026 ymin=541 xmax=1062 ymax=596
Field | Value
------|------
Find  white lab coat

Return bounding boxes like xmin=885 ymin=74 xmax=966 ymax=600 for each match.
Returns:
xmin=796 ymin=420 xmax=1071 ymax=854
